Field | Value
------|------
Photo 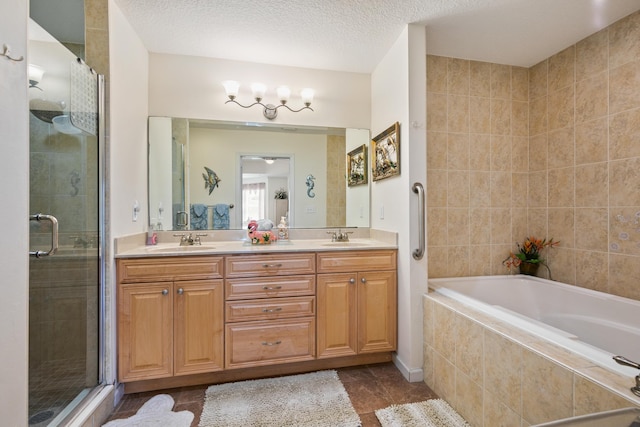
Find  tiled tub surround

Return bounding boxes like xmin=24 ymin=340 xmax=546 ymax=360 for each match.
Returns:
xmin=426 ymin=9 xmax=640 ymax=303
xmin=423 ymin=281 xmax=640 ymax=427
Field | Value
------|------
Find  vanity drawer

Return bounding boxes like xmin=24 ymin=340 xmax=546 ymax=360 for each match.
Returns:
xmin=225 ymin=253 xmax=315 ymax=278
xmin=225 ymin=318 xmax=315 ymax=369
xmin=316 ymin=250 xmax=397 ymax=274
xmin=117 ymin=256 xmax=224 ymax=283
xmin=225 ymin=296 xmax=315 ymax=322
xmin=225 ymin=275 xmax=315 ymax=300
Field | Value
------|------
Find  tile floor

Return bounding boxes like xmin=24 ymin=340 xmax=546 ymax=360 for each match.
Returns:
xmin=105 ymin=362 xmax=438 ymax=426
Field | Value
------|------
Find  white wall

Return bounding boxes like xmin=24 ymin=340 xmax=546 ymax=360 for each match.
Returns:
xmin=148 ymin=53 xmax=371 ymax=130
xmin=108 ymin=0 xmax=149 ymax=382
xmin=371 ymin=24 xmax=427 ymax=381
xmin=0 ymin=1 xmax=29 ymax=423
xmin=345 ymin=128 xmax=371 ymax=227
xmin=148 ymin=117 xmax=173 ymax=227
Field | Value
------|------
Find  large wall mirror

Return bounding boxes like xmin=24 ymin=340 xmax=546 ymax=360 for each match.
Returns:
xmin=148 ymin=117 xmax=370 ymax=231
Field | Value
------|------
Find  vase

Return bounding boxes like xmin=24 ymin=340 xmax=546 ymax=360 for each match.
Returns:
xmin=519 ymin=261 xmax=539 ymax=276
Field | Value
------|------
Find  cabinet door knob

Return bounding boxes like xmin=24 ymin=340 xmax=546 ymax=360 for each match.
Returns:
xmin=361 ymin=277 xmax=367 ymax=284
xmin=177 ymin=288 xmax=184 ymax=295
xmin=162 ymin=289 xmax=169 ymax=295
xmin=349 ymin=278 xmax=355 ymax=284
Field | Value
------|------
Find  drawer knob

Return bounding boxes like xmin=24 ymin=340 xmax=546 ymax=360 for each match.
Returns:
xmin=262 ymin=307 xmax=283 ymax=313
xmin=361 ymin=277 xmax=367 ymax=284
xmin=262 ymin=263 xmax=283 ymax=268
xmin=162 ymin=289 xmax=169 ymax=295
xmin=261 ymin=340 xmax=282 ymax=346
xmin=349 ymin=278 xmax=355 ymax=284
xmin=177 ymin=288 xmax=184 ymax=295
xmin=262 ymin=285 xmax=283 ymax=290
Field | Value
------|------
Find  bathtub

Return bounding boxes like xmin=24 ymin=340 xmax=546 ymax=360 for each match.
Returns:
xmin=428 ymin=275 xmax=640 ymax=378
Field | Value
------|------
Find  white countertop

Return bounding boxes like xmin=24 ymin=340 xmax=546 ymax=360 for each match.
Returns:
xmin=115 ymin=238 xmax=397 ymax=258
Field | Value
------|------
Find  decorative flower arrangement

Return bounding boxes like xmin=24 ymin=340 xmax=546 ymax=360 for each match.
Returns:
xmin=503 ymin=236 xmax=559 ymax=274
xmin=247 ymin=220 xmax=277 ymax=245
xmin=274 ymin=188 xmax=288 ymax=200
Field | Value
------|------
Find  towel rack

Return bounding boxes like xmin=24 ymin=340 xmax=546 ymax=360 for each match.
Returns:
xmin=206 ymin=204 xmax=234 ymax=209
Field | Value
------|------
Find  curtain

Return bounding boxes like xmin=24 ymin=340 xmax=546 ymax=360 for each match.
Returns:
xmin=242 ymin=182 xmax=266 ymax=226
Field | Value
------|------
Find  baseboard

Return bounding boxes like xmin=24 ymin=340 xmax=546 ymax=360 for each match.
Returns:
xmin=392 ymin=353 xmax=424 ymax=383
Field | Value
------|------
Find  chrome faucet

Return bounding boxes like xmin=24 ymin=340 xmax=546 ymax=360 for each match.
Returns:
xmin=173 ymin=233 xmax=207 ymax=246
xmin=327 ymin=229 xmax=353 ymax=242
xmin=613 ymin=356 xmax=640 ymax=397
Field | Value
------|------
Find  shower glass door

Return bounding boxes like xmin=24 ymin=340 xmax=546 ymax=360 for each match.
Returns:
xmin=28 ymin=18 xmax=103 ymax=426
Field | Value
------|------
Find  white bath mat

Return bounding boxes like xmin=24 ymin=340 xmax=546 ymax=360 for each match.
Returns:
xmin=375 ymin=399 xmax=470 ymax=427
xmin=102 ymin=394 xmax=193 ymax=427
xmin=198 ymin=370 xmax=360 ymax=427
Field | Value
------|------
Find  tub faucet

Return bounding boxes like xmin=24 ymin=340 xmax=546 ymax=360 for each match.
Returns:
xmin=613 ymin=356 xmax=640 ymax=397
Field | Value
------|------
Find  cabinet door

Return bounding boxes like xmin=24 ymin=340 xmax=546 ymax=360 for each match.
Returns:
xmin=118 ymin=282 xmax=173 ymax=381
xmin=317 ymin=273 xmax=357 ymax=358
xmin=174 ymin=280 xmax=224 ymax=375
xmin=358 ymin=271 xmax=397 ymax=353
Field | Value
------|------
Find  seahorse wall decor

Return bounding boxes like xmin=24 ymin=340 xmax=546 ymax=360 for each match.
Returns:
xmin=306 ymin=174 xmax=315 ymax=198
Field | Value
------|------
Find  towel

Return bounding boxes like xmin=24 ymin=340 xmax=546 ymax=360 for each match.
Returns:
xmin=213 ymin=204 xmax=230 ymax=229
xmin=190 ymin=204 xmax=208 ymax=230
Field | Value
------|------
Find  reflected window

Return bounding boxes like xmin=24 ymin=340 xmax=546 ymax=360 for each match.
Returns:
xmin=242 ymin=183 xmax=266 ymax=226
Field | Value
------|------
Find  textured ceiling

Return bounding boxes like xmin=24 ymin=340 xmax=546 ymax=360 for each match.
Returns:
xmin=114 ymin=0 xmax=640 ymax=73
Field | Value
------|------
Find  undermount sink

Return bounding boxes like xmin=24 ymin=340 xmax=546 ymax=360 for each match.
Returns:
xmin=145 ymin=245 xmax=216 ymax=253
xmin=320 ymin=241 xmax=371 ymax=247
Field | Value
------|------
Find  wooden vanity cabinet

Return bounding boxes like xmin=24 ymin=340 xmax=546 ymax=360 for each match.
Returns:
xmin=117 ymin=257 xmax=224 ymax=382
xmin=224 ymin=253 xmax=316 ymax=369
xmin=316 ymin=250 xmax=397 ymax=358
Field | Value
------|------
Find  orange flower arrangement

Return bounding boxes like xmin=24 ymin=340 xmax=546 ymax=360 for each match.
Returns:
xmin=503 ymin=236 xmax=559 ymax=269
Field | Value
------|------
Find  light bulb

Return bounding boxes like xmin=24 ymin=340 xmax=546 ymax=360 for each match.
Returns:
xmin=251 ymin=83 xmax=266 ymax=102
xmin=301 ymin=88 xmax=314 ymax=106
xmin=277 ymin=86 xmax=291 ymax=104
xmin=222 ymin=80 xmax=240 ymax=100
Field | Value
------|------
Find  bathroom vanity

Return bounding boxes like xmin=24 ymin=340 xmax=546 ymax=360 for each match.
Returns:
xmin=116 ymin=238 xmax=397 ymax=392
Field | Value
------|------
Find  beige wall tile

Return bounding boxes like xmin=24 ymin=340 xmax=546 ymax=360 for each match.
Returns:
xmin=455 ymin=315 xmax=484 ymax=384
xmin=423 ymin=297 xmax=434 ymax=346
xmin=609 ymin=207 xmax=640 ymax=256
xmin=455 ymin=369 xmax=484 ymax=427
xmin=491 ymin=63 xmax=511 ymax=99
xmin=548 ymin=46 xmax=575 ymax=92
xmin=427 ymin=246 xmax=448 ymax=278
xmin=527 ymin=208 xmax=548 ymax=237
xmin=423 ymin=344 xmax=435 ymax=387
xmin=575 ymin=117 xmax=608 ymax=165
xmin=491 ymin=98 xmax=511 ymax=135
xmin=448 ymin=58 xmax=470 ymax=95
xmin=469 ymin=134 xmax=491 ymax=170
xmin=529 ymin=60 xmax=548 ymax=101
xmin=576 ymin=28 xmax=608 ymax=82
xmin=511 ymin=208 xmax=528 ymax=243
xmin=511 ymin=100 xmax=529 ymax=137
xmin=469 ymin=96 xmax=491 ymax=134
xmin=609 ymin=59 xmax=640 ymax=115
xmin=575 ymin=208 xmax=608 ymax=252
xmin=427 ymin=92 xmax=447 ymax=131
xmin=512 ymin=136 xmax=529 ymax=172
xmin=433 ymin=303 xmax=456 ymax=360
xmin=470 ymin=208 xmax=490 ymax=244
xmin=427 ymin=131 xmax=448 ymax=169
xmin=575 ymin=71 xmax=608 ymax=123
xmin=447 ymin=133 xmax=469 ymax=170
xmin=529 ymin=96 xmax=548 ymax=136
xmin=609 ymin=157 xmax=640 ymax=207
xmin=548 ymin=86 xmax=574 ymax=130
xmin=427 ymin=208 xmax=448 ymax=246
xmin=484 ymin=330 xmax=522 ymax=413
xmin=548 ymin=208 xmax=574 ymax=248
xmin=548 ymin=247 xmax=576 ymax=284
xmin=447 ymin=171 xmax=470 ymax=207
xmin=433 ymin=351 xmax=456 ymax=404
xmin=511 ymin=66 xmax=529 ymax=101
xmin=448 ymin=246 xmax=470 ymax=277
xmin=609 ymin=107 xmax=640 ymax=160
xmin=609 ymin=253 xmax=640 ymax=300
xmin=609 ymin=10 xmax=640 ymax=69
xmin=427 ymin=170 xmax=447 ymax=207
xmin=491 ymin=171 xmax=512 ymax=207
xmin=491 ymin=135 xmax=511 ymax=171
xmin=470 ymin=60 xmax=491 ymax=97
xmin=512 ymin=173 xmax=528 ymax=208
xmin=448 ymin=95 xmax=470 ymax=133
xmin=548 ymin=127 xmax=574 ymax=169
xmin=85 ymin=0 xmax=108 ymax=30
xmin=575 ymin=163 xmax=608 ymax=207
xmin=548 ymin=167 xmax=574 ymax=208
xmin=468 ymin=245 xmax=492 ymax=276
xmin=484 ymin=390 xmax=521 ymax=427
xmin=528 ymin=170 xmax=548 ymax=207
xmin=574 ymin=250 xmax=609 ymax=293
xmin=490 ymin=208 xmax=511 ymax=244
xmin=427 ymin=55 xmax=448 ymax=93
xmin=447 ymin=209 xmax=470 ymax=246
xmin=574 ymin=374 xmax=636 ymax=416
xmin=521 ymin=350 xmax=573 ymax=424
xmin=470 ymin=172 xmax=490 ymax=207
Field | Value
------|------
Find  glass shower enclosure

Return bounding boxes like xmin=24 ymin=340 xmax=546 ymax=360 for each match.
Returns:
xmin=27 ymin=17 xmax=104 ymax=426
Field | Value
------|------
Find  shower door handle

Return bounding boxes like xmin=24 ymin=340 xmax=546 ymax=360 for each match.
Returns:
xmin=29 ymin=214 xmax=59 ymax=257
xmin=412 ymin=182 xmax=425 ymax=260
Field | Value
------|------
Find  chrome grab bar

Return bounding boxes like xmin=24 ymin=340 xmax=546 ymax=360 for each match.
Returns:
xmin=29 ymin=214 xmax=59 ymax=258
xmin=412 ymin=182 xmax=425 ymax=260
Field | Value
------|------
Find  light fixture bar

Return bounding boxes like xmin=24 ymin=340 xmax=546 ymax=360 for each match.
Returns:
xmin=222 ymin=81 xmax=314 ymax=120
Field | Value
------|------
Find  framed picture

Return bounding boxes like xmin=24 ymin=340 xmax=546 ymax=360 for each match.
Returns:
xmin=371 ymin=122 xmax=400 ymax=181
xmin=347 ymin=144 xmax=368 ymax=187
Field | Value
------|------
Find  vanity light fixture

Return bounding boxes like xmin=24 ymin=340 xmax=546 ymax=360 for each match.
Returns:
xmin=222 ymin=80 xmax=314 ymax=120
xmin=28 ymin=64 xmax=45 ymax=90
